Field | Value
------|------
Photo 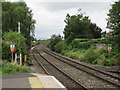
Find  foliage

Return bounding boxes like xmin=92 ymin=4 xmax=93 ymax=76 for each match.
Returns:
xmin=62 ymin=48 xmax=86 ymax=59
xmin=89 ymin=23 xmax=102 ymax=38
xmin=107 ymin=0 xmax=120 ymax=52
xmin=81 ymin=48 xmax=98 ymax=63
xmin=41 ymin=39 xmax=51 ymax=47
xmin=31 ymin=38 xmax=41 ymax=46
xmin=54 ymin=41 xmax=67 ymax=53
xmin=2 ymin=31 xmax=26 ymax=60
xmin=64 ymin=10 xmax=91 ymax=44
xmin=72 ymin=41 xmax=93 ymax=49
xmin=64 ymin=9 xmax=102 ymax=44
xmin=48 ymin=34 xmax=118 ymax=66
xmin=2 ymin=62 xmax=30 ymax=75
xmin=62 ymin=46 xmax=119 ymax=66
xmin=2 ymin=2 xmax=36 ymax=47
xmin=71 ymin=38 xmax=102 ymax=49
xmin=49 ymin=34 xmax=62 ymax=51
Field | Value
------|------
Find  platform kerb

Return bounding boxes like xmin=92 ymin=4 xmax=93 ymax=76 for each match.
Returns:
xmin=32 ymin=73 xmax=66 ymax=89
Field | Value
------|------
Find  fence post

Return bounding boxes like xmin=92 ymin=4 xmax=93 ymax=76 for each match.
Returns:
xmin=11 ymin=52 xmax=13 ymax=62
xmin=20 ymin=53 xmax=22 ymax=65
xmin=15 ymin=53 xmax=17 ymax=63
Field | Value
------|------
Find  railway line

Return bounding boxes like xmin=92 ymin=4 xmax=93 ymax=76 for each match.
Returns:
xmin=43 ymin=47 xmax=120 ymax=88
xmin=31 ymin=45 xmax=120 ymax=89
xmin=32 ymin=48 xmax=50 ymax=75
xmin=32 ymin=46 xmax=87 ymax=90
xmin=44 ymin=48 xmax=119 ymax=77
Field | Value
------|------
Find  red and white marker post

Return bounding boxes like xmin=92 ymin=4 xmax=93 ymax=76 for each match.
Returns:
xmin=10 ymin=45 xmax=15 ymax=62
xmin=108 ymin=47 xmax=112 ymax=59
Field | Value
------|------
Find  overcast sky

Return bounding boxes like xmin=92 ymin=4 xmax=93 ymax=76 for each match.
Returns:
xmin=11 ymin=0 xmax=117 ymax=39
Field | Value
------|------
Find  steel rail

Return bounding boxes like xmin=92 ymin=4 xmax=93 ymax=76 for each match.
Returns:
xmin=36 ymin=50 xmax=88 ymax=90
xmin=31 ymin=48 xmax=50 ymax=75
xmin=44 ymin=48 xmax=119 ymax=79
xmin=43 ymin=49 xmax=120 ymax=88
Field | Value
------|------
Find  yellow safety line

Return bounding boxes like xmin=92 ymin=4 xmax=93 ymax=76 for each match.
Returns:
xmin=29 ymin=77 xmax=44 ymax=89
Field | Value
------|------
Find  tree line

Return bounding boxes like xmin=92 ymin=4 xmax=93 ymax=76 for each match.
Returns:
xmin=64 ymin=9 xmax=102 ymax=44
xmin=62 ymin=0 xmax=120 ymax=53
xmin=2 ymin=1 xmax=35 ymax=60
xmin=48 ymin=0 xmax=120 ymax=64
xmin=2 ymin=1 xmax=35 ymax=47
xmin=107 ymin=0 xmax=120 ymax=53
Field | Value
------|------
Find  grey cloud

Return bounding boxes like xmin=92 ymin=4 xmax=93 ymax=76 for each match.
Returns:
xmin=26 ymin=1 xmax=112 ymax=39
xmin=40 ymin=2 xmax=110 ymax=12
xmin=35 ymin=26 xmax=64 ymax=39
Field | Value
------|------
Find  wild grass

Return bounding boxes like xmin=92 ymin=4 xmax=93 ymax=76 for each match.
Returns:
xmin=1 ymin=62 xmax=30 ymax=75
xmin=62 ymin=48 xmax=85 ymax=59
xmin=62 ymin=47 xmax=119 ymax=66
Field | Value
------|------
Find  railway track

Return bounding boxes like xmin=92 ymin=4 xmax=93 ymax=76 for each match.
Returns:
xmin=32 ymin=48 xmax=50 ymax=75
xmin=32 ymin=47 xmax=87 ymax=90
xmin=42 ymin=47 xmax=120 ymax=88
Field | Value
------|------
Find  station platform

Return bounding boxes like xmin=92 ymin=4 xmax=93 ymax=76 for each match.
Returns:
xmin=2 ymin=73 xmax=66 ymax=90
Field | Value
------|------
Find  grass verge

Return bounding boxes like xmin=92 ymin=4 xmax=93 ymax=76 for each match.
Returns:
xmin=1 ymin=62 xmax=30 ymax=75
xmin=62 ymin=47 xmax=119 ymax=66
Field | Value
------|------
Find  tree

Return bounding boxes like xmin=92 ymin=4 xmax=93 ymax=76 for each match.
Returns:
xmin=107 ymin=0 xmax=120 ymax=52
xmin=2 ymin=31 xmax=26 ymax=60
xmin=54 ymin=41 xmax=67 ymax=53
xmin=2 ymin=2 xmax=36 ymax=48
xmin=89 ymin=23 xmax=102 ymax=38
xmin=49 ymin=34 xmax=62 ymax=51
xmin=63 ymin=10 xmax=91 ymax=44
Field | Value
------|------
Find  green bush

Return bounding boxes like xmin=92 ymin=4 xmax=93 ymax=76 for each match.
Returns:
xmin=49 ymin=34 xmax=62 ymax=51
xmin=2 ymin=43 xmax=11 ymax=60
xmin=79 ymin=42 xmax=94 ymax=48
xmin=98 ymin=46 xmax=117 ymax=58
xmin=71 ymin=38 xmax=86 ymax=48
xmin=62 ymin=48 xmax=86 ymax=60
xmin=96 ymin=48 xmax=119 ymax=66
xmin=54 ymin=41 xmax=67 ymax=53
xmin=81 ymin=48 xmax=98 ymax=63
xmin=71 ymin=38 xmax=97 ymax=48
xmin=2 ymin=62 xmax=30 ymax=75
xmin=2 ymin=31 xmax=27 ymax=60
xmin=62 ymin=46 xmax=119 ymax=66
xmin=44 ymin=39 xmax=51 ymax=47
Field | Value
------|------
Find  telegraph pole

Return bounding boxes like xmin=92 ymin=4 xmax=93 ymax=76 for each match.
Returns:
xmin=18 ymin=22 xmax=22 ymax=65
xmin=18 ymin=22 xmax=20 ymax=33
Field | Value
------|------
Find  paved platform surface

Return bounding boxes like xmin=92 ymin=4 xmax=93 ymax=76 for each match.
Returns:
xmin=1 ymin=73 xmax=66 ymax=90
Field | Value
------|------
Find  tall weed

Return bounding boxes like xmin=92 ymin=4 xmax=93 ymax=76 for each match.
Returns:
xmin=2 ymin=62 xmax=30 ymax=75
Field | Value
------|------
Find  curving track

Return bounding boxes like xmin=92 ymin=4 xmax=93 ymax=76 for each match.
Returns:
xmin=31 ymin=46 xmax=87 ymax=90
xmin=31 ymin=45 xmax=120 ymax=89
xmin=32 ymin=48 xmax=50 ymax=75
xmin=43 ymin=47 xmax=120 ymax=88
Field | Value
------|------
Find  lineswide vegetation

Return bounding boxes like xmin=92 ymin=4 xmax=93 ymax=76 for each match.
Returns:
xmin=1 ymin=1 xmax=120 ymax=75
xmin=1 ymin=61 xmax=30 ymax=75
xmin=2 ymin=1 xmax=35 ymax=61
xmin=41 ymin=1 xmax=120 ymax=66
xmin=2 ymin=1 xmax=35 ymax=74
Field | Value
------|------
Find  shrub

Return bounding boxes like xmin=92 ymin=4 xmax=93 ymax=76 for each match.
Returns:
xmin=71 ymin=38 xmax=95 ymax=48
xmin=54 ymin=41 xmax=67 ymax=53
xmin=49 ymin=34 xmax=62 ymax=51
xmin=106 ymin=54 xmax=119 ymax=66
xmin=2 ymin=31 xmax=26 ymax=60
xmin=78 ymin=42 xmax=94 ymax=48
xmin=62 ymin=46 xmax=119 ymax=66
xmin=2 ymin=62 xmax=30 ymax=75
xmin=71 ymin=38 xmax=86 ymax=48
xmin=97 ymin=55 xmax=108 ymax=65
xmin=96 ymin=49 xmax=119 ymax=66
xmin=82 ymin=48 xmax=98 ymax=63
xmin=44 ymin=39 xmax=51 ymax=47
xmin=2 ymin=42 xmax=11 ymax=60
